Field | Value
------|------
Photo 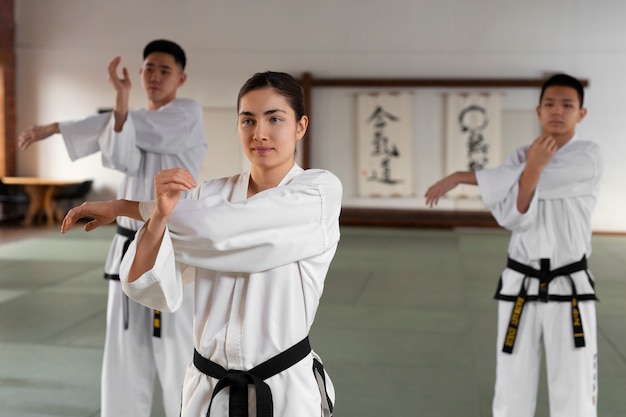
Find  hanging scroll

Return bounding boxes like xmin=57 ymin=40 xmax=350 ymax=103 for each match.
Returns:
xmin=357 ymin=92 xmax=413 ymax=197
xmin=445 ymin=92 xmax=503 ymax=199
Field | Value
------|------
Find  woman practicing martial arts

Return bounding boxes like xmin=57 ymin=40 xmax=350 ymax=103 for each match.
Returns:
xmin=62 ymin=71 xmax=340 ymax=417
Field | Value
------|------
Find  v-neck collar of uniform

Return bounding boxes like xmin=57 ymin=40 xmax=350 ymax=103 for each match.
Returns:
xmin=557 ymin=133 xmax=579 ymax=154
xmin=234 ymin=164 xmax=304 ymax=201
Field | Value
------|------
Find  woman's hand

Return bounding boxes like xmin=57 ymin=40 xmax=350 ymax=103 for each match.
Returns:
xmin=151 ymin=168 xmax=197 ymax=220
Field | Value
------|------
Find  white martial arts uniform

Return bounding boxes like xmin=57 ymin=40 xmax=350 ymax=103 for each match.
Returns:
xmin=476 ymin=135 xmax=602 ymax=417
xmin=120 ymin=165 xmax=341 ymax=417
xmin=59 ymin=98 xmax=207 ymax=417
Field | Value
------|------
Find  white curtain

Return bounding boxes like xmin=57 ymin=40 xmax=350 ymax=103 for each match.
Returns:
xmin=357 ymin=92 xmax=413 ymax=197
xmin=445 ymin=92 xmax=503 ymax=200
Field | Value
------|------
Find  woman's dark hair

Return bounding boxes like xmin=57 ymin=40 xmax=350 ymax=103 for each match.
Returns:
xmin=539 ymin=73 xmax=584 ymax=108
xmin=237 ymin=71 xmax=306 ymax=119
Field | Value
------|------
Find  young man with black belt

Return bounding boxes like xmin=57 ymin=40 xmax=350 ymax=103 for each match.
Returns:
xmin=425 ymin=73 xmax=602 ymax=417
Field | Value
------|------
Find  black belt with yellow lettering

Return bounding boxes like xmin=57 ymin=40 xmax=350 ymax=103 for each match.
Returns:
xmin=103 ymin=225 xmax=162 ymax=338
xmin=194 ymin=336 xmax=334 ymax=417
xmin=501 ymin=256 xmax=594 ymax=354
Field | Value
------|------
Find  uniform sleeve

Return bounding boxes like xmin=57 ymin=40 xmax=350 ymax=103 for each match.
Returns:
xmin=484 ymin=181 xmax=538 ymax=231
xmin=99 ymin=99 xmax=207 ymax=175
xmin=98 ymin=114 xmax=142 ymax=174
xmin=120 ymin=226 xmax=192 ymax=312
xmin=130 ymin=99 xmax=207 ymax=154
xmin=59 ymin=113 xmax=112 ymax=161
xmin=169 ymin=170 xmax=343 ymax=273
xmin=476 ymin=147 xmax=526 ymax=207
xmin=176 ymin=140 xmax=207 ymax=178
xmin=476 ymin=147 xmax=536 ymax=231
xmin=476 ymin=142 xmax=602 ymax=232
xmin=119 ymin=170 xmax=343 ymax=311
xmin=536 ymin=142 xmax=603 ymax=200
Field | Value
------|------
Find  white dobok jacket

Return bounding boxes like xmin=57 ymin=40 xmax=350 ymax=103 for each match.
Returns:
xmin=59 ymin=97 xmax=207 ymax=272
xmin=476 ymin=135 xmax=603 ymax=299
xmin=120 ymin=165 xmax=342 ymax=417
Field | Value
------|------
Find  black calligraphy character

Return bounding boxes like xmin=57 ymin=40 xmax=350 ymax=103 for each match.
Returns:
xmin=366 ymin=105 xmax=403 ymax=185
xmin=458 ymin=104 xmax=489 ymax=171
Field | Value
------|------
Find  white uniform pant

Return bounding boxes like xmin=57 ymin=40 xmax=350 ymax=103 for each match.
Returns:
xmin=101 ymin=280 xmax=195 ymax=417
xmin=493 ymin=300 xmax=598 ymax=417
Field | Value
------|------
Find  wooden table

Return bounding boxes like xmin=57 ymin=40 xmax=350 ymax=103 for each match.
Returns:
xmin=1 ymin=177 xmax=84 ymax=226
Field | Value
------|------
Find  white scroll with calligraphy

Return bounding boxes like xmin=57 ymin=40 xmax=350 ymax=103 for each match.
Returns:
xmin=445 ymin=92 xmax=503 ymax=200
xmin=357 ymin=92 xmax=414 ymax=197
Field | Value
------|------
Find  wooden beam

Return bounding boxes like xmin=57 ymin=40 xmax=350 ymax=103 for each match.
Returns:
xmin=340 ymin=207 xmax=499 ymax=229
xmin=0 ymin=0 xmax=15 ymax=177
xmin=300 ymin=72 xmax=313 ymax=169
xmin=300 ymin=74 xmax=588 ymax=88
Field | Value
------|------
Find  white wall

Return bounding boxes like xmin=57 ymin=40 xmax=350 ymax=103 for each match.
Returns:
xmin=13 ymin=0 xmax=626 ymax=231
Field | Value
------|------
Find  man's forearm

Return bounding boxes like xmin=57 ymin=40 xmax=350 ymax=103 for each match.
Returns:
xmin=455 ymin=170 xmax=478 ymax=185
xmin=424 ymin=170 xmax=478 ymax=208
xmin=113 ymin=91 xmax=129 ymax=132
xmin=517 ymin=167 xmax=542 ymax=213
xmin=44 ymin=122 xmax=61 ymax=137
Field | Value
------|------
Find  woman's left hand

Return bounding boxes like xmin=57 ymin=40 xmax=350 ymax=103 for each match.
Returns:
xmin=152 ymin=168 xmax=197 ymax=219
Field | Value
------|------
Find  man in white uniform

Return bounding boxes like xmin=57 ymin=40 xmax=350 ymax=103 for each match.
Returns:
xmin=18 ymin=39 xmax=207 ymax=417
xmin=425 ymin=73 xmax=602 ymax=417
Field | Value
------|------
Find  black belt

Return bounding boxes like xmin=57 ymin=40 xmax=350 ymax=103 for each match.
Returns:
xmin=103 ymin=225 xmax=161 ymax=337
xmin=194 ymin=337 xmax=333 ymax=417
xmin=502 ymin=256 xmax=588 ymax=354
xmin=103 ymin=225 xmax=136 ymax=281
